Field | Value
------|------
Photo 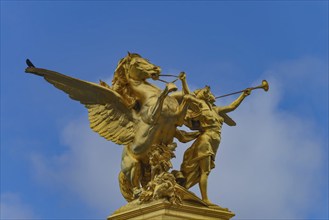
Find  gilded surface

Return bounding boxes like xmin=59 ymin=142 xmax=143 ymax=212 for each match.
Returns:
xmin=180 ymin=86 xmax=250 ymax=205
xmin=25 ymin=53 xmax=268 ymax=214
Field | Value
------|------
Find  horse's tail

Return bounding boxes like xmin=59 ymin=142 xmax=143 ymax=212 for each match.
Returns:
xmin=119 ymin=171 xmax=134 ymax=202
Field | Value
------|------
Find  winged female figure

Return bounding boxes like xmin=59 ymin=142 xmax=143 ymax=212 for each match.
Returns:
xmin=173 ymin=73 xmax=251 ymax=205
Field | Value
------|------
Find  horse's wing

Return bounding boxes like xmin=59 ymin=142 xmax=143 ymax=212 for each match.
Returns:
xmin=25 ymin=67 xmax=135 ymax=145
xmin=87 ymin=103 xmax=135 ymax=144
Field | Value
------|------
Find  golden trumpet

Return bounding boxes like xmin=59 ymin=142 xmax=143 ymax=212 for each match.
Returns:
xmin=215 ymin=80 xmax=269 ymax=99
xmin=252 ymin=80 xmax=269 ymax=92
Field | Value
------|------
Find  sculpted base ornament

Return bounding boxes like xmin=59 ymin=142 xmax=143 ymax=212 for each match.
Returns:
xmin=25 ymin=53 xmax=268 ymax=218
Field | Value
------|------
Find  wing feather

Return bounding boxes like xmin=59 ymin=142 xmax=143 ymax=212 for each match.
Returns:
xmin=26 ymin=67 xmax=135 ymax=145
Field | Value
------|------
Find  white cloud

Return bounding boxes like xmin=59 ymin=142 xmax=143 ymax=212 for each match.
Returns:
xmin=205 ymin=58 xmax=328 ymax=218
xmin=30 ymin=57 xmax=328 ymax=219
xmin=210 ymin=81 xmax=325 ymax=218
xmin=30 ymin=116 xmax=125 ymax=217
xmin=267 ymin=56 xmax=327 ymax=90
xmin=263 ymin=56 xmax=328 ymax=112
xmin=0 ymin=192 xmax=37 ymax=219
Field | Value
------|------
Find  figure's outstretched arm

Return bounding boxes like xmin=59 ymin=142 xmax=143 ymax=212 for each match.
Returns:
xmin=215 ymin=89 xmax=251 ymax=113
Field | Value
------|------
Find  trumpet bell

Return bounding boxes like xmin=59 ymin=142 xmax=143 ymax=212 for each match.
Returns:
xmin=262 ymin=80 xmax=269 ymax=92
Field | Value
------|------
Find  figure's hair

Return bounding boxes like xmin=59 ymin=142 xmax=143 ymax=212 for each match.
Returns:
xmin=112 ymin=53 xmax=142 ymax=109
xmin=193 ymin=85 xmax=211 ymax=98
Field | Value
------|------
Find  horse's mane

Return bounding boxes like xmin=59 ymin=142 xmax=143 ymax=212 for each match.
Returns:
xmin=112 ymin=53 xmax=142 ymax=109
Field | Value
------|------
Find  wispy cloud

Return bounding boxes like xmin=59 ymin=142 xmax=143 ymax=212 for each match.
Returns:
xmin=30 ymin=117 xmax=125 ymax=217
xmin=206 ymin=57 xmax=327 ymax=218
xmin=210 ymin=79 xmax=326 ymax=218
xmin=1 ymin=192 xmax=37 ymax=219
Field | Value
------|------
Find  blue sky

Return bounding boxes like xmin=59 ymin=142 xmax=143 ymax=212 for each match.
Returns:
xmin=1 ymin=1 xmax=328 ymax=219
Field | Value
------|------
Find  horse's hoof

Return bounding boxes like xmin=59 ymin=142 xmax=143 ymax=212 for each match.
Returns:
xmin=133 ymin=187 xmax=142 ymax=198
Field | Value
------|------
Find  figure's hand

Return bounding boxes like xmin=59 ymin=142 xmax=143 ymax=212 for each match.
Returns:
xmin=179 ymin=72 xmax=186 ymax=81
xmin=244 ymin=88 xmax=252 ymax=96
xmin=166 ymin=82 xmax=178 ymax=93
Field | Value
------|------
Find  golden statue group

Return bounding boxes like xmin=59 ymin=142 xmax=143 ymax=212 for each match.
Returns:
xmin=25 ymin=53 xmax=268 ymax=219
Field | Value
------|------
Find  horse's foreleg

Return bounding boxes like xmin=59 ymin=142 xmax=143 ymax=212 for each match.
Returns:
xmin=147 ymin=83 xmax=177 ymax=124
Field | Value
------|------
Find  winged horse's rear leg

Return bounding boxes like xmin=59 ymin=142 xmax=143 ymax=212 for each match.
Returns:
xmin=120 ymin=145 xmax=143 ymax=201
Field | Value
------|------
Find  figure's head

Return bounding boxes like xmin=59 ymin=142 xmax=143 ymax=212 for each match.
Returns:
xmin=194 ymin=86 xmax=216 ymax=104
xmin=124 ymin=52 xmax=161 ymax=80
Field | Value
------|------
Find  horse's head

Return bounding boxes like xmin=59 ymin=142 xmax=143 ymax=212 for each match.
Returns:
xmin=112 ymin=53 xmax=161 ymax=108
xmin=124 ymin=53 xmax=161 ymax=81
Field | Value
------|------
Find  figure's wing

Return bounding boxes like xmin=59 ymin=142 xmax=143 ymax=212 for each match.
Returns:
xmin=25 ymin=66 xmax=135 ymax=145
xmin=219 ymin=112 xmax=236 ymax=126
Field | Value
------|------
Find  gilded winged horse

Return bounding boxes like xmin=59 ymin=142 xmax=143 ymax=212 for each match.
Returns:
xmin=25 ymin=53 xmax=199 ymax=202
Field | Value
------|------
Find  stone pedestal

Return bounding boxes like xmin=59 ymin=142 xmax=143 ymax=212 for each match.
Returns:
xmin=108 ymin=200 xmax=235 ymax=220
